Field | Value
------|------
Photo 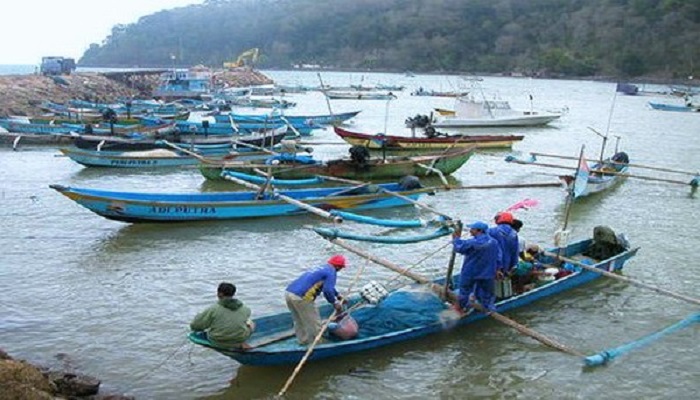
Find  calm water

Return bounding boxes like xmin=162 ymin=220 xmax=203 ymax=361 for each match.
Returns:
xmin=1 ymin=71 xmax=698 ymax=399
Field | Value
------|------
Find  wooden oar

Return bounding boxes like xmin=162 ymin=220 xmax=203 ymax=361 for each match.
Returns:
xmin=543 ymin=251 xmax=700 ymax=307
xmin=327 ymin=237 xmax=584 ymax=357
xmin=509 ymin=158 xmax=697 ymax=187
xmin=278 ymin=262 xmax=365 ymax=397
xmin=531 ymin=151 xmax=699 ymax=177
xmin=443 ymin=222 xmax=462 ymax=298
xmin=221 ymin=173 xmax=343 ymax=223
xmin=160 ymin=140 xmax=215 ymax=162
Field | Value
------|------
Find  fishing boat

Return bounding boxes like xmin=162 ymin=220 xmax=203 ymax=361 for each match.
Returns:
xmin=188 ymin=235 xmax=638 ymax=366
xmin=648 ymin=101 xmax=700 ymax=112
xmin=49 ymin=179 xmax=433 ymax=223
xmin=325 ymin=91 xmax=397 ymax=100
xmin=198 ymin=147 xmax=475 ymax=181
xmin=428 ymin=96 xmax=563 ymax=128
xmin=334 ymin=126 xmax=523 ymax=151
xmin=72 ymin=126 xmax=289 ymax=153
xmin=218 ymin=110 xmax=361 ymax=128
xmin=560 ymin=152 xmax=631 ymax=198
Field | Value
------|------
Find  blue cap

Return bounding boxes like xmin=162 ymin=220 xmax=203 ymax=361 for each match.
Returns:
xmin=467 ymin=221 xmax=488 ymax=231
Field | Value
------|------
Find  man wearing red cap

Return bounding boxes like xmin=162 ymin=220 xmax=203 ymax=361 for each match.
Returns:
xmin=285 ymin=255 xmax=347 ymax=345
xmin=489 ymin=212 xmax=520 ymax=277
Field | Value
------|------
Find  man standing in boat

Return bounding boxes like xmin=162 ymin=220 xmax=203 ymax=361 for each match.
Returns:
xmin=489 ymin=212 xmax=520 ymax=277
xmin=285 ymin=255 xmax=347 ymax=345
xmin=190 ymin=282 xmax=255 ymax=349
xmin=452 ymin=222 xmax=500 ymax=313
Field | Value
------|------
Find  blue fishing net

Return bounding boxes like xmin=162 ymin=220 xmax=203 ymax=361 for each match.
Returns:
xmin=350 ymin=288 xmax=448 ymax=337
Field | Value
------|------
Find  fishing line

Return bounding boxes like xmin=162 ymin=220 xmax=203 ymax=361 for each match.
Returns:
xmin=130 ymin=337 xmax=190 ymax=385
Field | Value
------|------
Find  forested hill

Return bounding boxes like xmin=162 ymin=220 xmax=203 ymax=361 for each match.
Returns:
xmin=80 ymin=0 xmax=700 ymax=79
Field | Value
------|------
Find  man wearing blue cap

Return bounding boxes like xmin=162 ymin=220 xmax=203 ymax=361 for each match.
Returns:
xmin=452 ymin=221 xmax=501 ymax=313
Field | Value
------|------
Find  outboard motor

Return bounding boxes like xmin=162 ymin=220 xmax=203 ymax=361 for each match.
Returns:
xmin=611 ymin=151 xmax=630 ymax=165
xmin=349 ymin=145 xmax=370 ymax=166
xmin=399 ymin=175 xmax=423 ymax=190
xmin=582 ymin=225 xmax=628 ymax=260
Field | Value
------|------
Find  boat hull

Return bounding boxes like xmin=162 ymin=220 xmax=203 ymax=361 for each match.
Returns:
xmin=199 ymin=148 xmax=474 ymax=181
xmin=49 ymin=183 xmax=432 ymax=223
xmin=334 ymin=127 xmax=523 ymax=151
xmin=189 ymin=239 xmax=638 ymax=366
xmin=432 ymin=114 xmax=561 ymax=128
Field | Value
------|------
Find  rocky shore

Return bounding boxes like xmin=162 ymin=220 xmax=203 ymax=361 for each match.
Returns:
xmin=0 ymin=69 xmax=274 ymax=117
xmin=0 ymin=349 xmax=133 ymax=399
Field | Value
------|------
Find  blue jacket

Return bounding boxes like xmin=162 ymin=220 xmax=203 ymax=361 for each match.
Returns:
xmin=453 ymin=233 xmax=500 ymax=280
xmin=488 ymin=223 xmax=519 ymax=273
xmin=286 ymin=264 xmax=340 ymax=304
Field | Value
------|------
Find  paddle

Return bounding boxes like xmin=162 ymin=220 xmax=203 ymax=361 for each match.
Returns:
xmin=221 ymin=173 xmax=344 ymax=223
xmin=543 ymin=251 xmax=700 ymax=307
xmin=278 ymin=262 xmax=365 ymax=397
xmin=530 ymin=151 xmax=699 ymax=177
xmin=325 ymin=237 xmax=584 ymax=357
xmin=443 ymin=222 xmax=462 ymax=298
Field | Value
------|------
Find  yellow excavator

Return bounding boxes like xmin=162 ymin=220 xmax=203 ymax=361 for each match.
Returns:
xmin=223 ymin=48 xmax=260 ymax=69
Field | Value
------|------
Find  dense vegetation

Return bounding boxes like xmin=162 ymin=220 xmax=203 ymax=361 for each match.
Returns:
xmin=80 ymin=0 xmax=700 ymax=79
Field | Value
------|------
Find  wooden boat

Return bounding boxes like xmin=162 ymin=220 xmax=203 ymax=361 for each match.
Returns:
xmin=560 ymin=152 xmax=630 ymax=198
xmin=49 ymin=181 xmax=433 ymax=223
xmin=199 ymin=147 xmax=475 ymax=181
xmin=188 ymin=237 xmax=638 ymax=366
xmin=325 ymin=91 xmax=397 ymax=100
xmin=72 ymin=126 xmax=288 ymax=153
xmin=218 ymin=110 xmax=361 ymax=128
xmin=648 ymin=101 xmax=700 ymax=112
xmin=334 ymin=126 xmax=523 ymax=151
xmin=411 ymin=88 xmax=469 ymax=97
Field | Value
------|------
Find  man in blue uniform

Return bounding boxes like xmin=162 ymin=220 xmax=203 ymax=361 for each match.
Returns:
xmin=452 ymin=221 xmax=500 ymax=313
xmin=489 ymin=212 xmax=520 ymax=277
xmin=285 ymin=255 xmax=347 ymax=345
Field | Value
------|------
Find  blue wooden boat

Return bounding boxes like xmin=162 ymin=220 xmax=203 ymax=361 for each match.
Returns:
xmin=49 ymin=181 xmax=432 ymax=223
xmin=648 ymin=102 xmax=700 ymax=112
xmin=217 ymin=110 xmax=361 ymax=128
xmin=560 ymin=152 xmax=630 ymax=198
xmin=187 ymin=238 xmax=638 ymax=366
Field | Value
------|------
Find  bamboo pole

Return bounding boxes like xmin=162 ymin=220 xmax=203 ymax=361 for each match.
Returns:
xmin=326 ymin=237 xmax=584 ymax=357
xmin=509 ymin=158 xmax=696 ymax=187
xmin=278 ymin=263 xmax=365 ymax=396
xmin=221 ymin=173 xmax=343 ymax=223
xmin=317 ymin=174 xmax=454 ymax=219
xmin=444 ymin=182 xmax=563 ymax=190
xmin=530 ymin=151 xmax=700 ymax=177
xmin=543 ymin=251 xmax=700 ymax=307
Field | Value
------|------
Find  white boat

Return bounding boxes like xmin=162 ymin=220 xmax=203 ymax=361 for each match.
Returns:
xmin=431 ymin=95 xmax=563 ymax=128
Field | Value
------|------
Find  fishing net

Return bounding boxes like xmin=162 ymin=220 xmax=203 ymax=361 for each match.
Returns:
xmin=350 ymin=287 xmax=447 ymax=337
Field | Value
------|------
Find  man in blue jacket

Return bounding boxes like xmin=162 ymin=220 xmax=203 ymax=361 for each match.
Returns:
xmin=285 ymin=255 xmax=347 ymax=345
xmin=453 ymin=221 xmax=501 ymax=313
xmin=489 ymin=212 xmax=520 ymax=277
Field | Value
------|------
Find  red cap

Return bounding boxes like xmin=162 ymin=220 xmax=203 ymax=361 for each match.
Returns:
xmin=328 ymin=254 xmax=347 ymax=268
xmin=496 ymin=212 xmax=513 ymax=224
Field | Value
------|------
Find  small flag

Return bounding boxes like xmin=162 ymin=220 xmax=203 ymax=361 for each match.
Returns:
xmin=572 ymin=153 xmax=590 ymax=198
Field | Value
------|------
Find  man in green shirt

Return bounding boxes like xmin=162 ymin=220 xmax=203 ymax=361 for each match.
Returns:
xmin=190 ymin=282 xmax=255 ymax=349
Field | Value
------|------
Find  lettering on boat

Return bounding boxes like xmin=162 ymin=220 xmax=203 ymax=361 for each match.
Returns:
xmin=110 ymin=159 xmax=158 ymax=166
xmin=149 ymin=205 xmax=217 ymax=214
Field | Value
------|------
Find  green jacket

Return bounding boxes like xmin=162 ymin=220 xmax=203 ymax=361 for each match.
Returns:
xmin=190 ymin=298 xmax=252 ymax=348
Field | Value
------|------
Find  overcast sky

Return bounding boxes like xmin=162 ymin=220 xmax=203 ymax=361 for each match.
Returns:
xmin=0 ymin=0 xmax=204 ymax=65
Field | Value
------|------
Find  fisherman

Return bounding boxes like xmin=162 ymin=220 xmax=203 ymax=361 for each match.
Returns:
xmin=190 ymin=282 xmax=255 ymax=349
xmin=285 ymin=255 xmax=348 ymax=345
xmin=489 ymin=212 xmax=520 ymax=277
xmin=511 ymin=244 xmax=545 ymax=294
xmin=452 ymin=221 xmax=501 ymax=313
